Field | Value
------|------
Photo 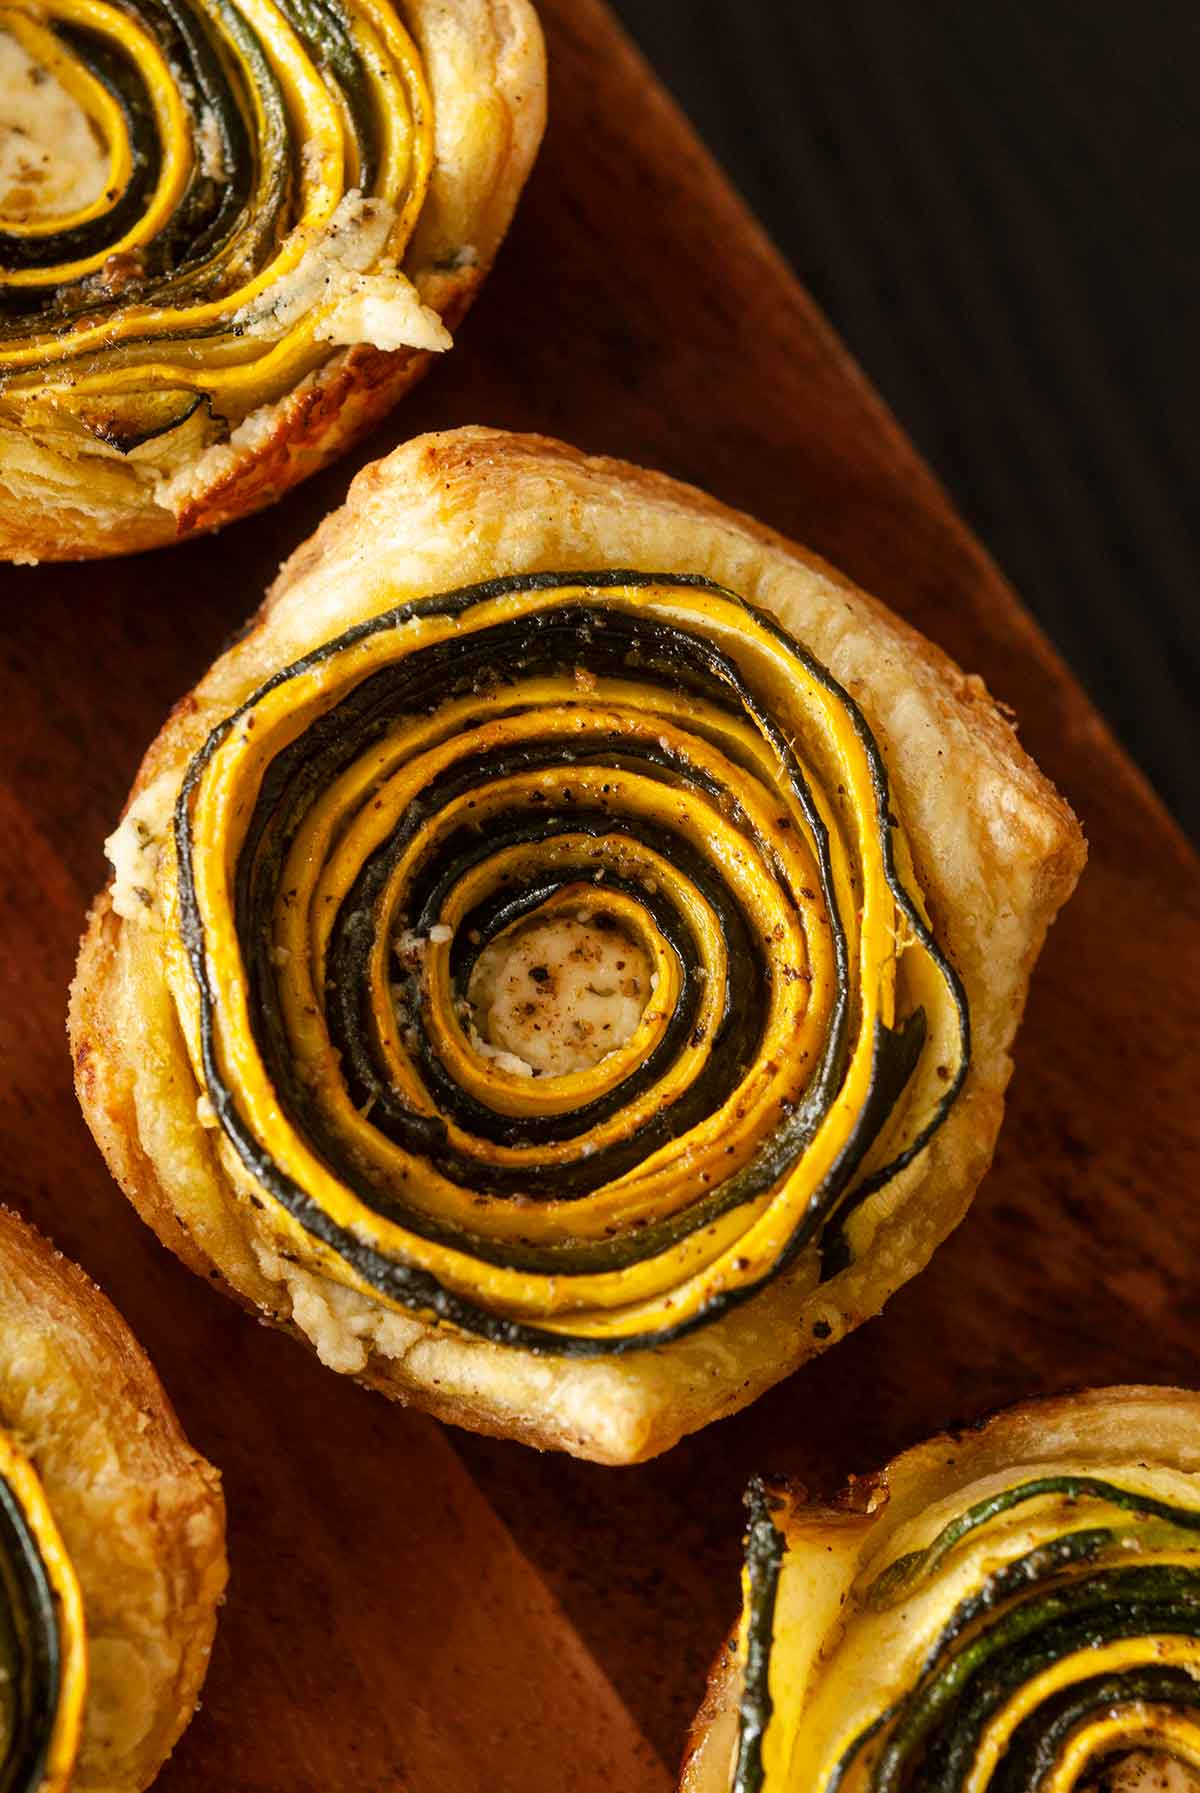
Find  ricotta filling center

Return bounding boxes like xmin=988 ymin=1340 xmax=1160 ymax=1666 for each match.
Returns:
xmin=466 ymin=912 xmax=652 ymax=1077
xmin=0 ymin=29 xmax=109 ymax=221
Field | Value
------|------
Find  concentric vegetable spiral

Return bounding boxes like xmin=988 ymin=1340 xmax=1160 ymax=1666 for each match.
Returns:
xmin=0 ymin=0 xmax=438 ymax=452
xmin=163 ymin=569 xmax=969 ymax=1353
xmin=687 ymin=1390 xmax=1200 ymax=1793
xmin=0 ymin=1436 xmax=84 ymax=1793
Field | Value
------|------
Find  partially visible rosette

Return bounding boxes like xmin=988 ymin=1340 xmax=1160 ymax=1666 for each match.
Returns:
xmin=160 ymin=570 xmax=969 ymax=1352
xmin=0 ymin=1207 xmax=225 ymax=1793
xmin=0 ymin=0 xmax=544 ymax=556
xmin=683 ymin=1388 xmax=1200 ymax=1793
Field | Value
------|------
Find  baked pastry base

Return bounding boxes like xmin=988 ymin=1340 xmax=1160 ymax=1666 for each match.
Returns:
xmin=70 ymin=427 xmax=1085 ymax=1463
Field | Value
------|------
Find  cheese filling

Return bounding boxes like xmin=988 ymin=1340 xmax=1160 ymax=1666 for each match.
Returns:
xmin=466 ymin=912 xmax=653 ymax=1077
xmin=232 ymin=192 xmax=451 ymax=354
xmin=104 ymin=776 xmax=178 ymax=924
xmin=0 ymin=29 xmax=109 ymax=221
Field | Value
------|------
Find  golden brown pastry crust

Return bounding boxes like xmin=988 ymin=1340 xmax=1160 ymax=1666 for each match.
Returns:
xmin=69 ymin=427 xmax=1086 ymax=1463
xmin=0 ymin=1205 xmax=226 ymax=1792
xmin=0 ymin=0 xmax=545 ymax=563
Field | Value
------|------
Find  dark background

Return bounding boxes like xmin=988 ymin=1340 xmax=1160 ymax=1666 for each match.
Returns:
xmin=609 ymin=0 xmax=1199 ymax=839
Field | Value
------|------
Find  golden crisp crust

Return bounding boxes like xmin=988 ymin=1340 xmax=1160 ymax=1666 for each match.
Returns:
xmin=171 ymin=340 xmax=436 ymax=541
xmin=857 ymin=1383 xmax=1200 ymax=1521
xmin=69 ymin=427 xmax=1086 ymax=1464
xmin=0 ymin=0 xmax=545 ymax=563
xmin=0 ymin=1204 xmax=226 ymax=1793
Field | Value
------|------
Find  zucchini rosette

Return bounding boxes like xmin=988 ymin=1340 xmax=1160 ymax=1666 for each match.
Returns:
xmin=682 ymin=1388 xmax=1200 ymax=1793
xmin=70 ymin=429 xmax=1084 ymax=1463
xmin=0 ymin=1205 xmax=226 ymax=1792
xmin=0 ymin=0 xmax=544 ymax=560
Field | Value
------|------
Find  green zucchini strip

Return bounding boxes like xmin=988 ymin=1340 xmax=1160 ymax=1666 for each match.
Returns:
xmin=169 ymin=570 xmax=969 ymax=1354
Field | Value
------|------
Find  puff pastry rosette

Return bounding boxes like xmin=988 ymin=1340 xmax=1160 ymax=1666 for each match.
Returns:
xmin=70 ymin=428 xmax=1084 ymax=1463
xmin=681 ymin=1387 xmax=1200 ymax=1793
xmin=0 ymin=1205 xmax=225 ymax=1792
xmin=0 ymin=0 xmax=544 ymax=560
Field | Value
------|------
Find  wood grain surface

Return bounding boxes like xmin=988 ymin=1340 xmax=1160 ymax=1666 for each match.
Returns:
xmin=1 ymin=2 xmax=1198 ymax=1788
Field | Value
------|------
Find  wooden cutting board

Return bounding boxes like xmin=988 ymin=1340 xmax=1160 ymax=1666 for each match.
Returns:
xmin=2 ymin=2 xmax=1197 ymax=1787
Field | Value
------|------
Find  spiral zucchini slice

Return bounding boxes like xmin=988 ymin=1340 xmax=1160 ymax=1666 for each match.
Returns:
xmin=684 ymin=1389 xmax=1200 ymax=1793
xmin=158 ymin=568 xmax=969 ymax=1354
xmin=0 ymin=1437 xmax=84 ymax=1793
